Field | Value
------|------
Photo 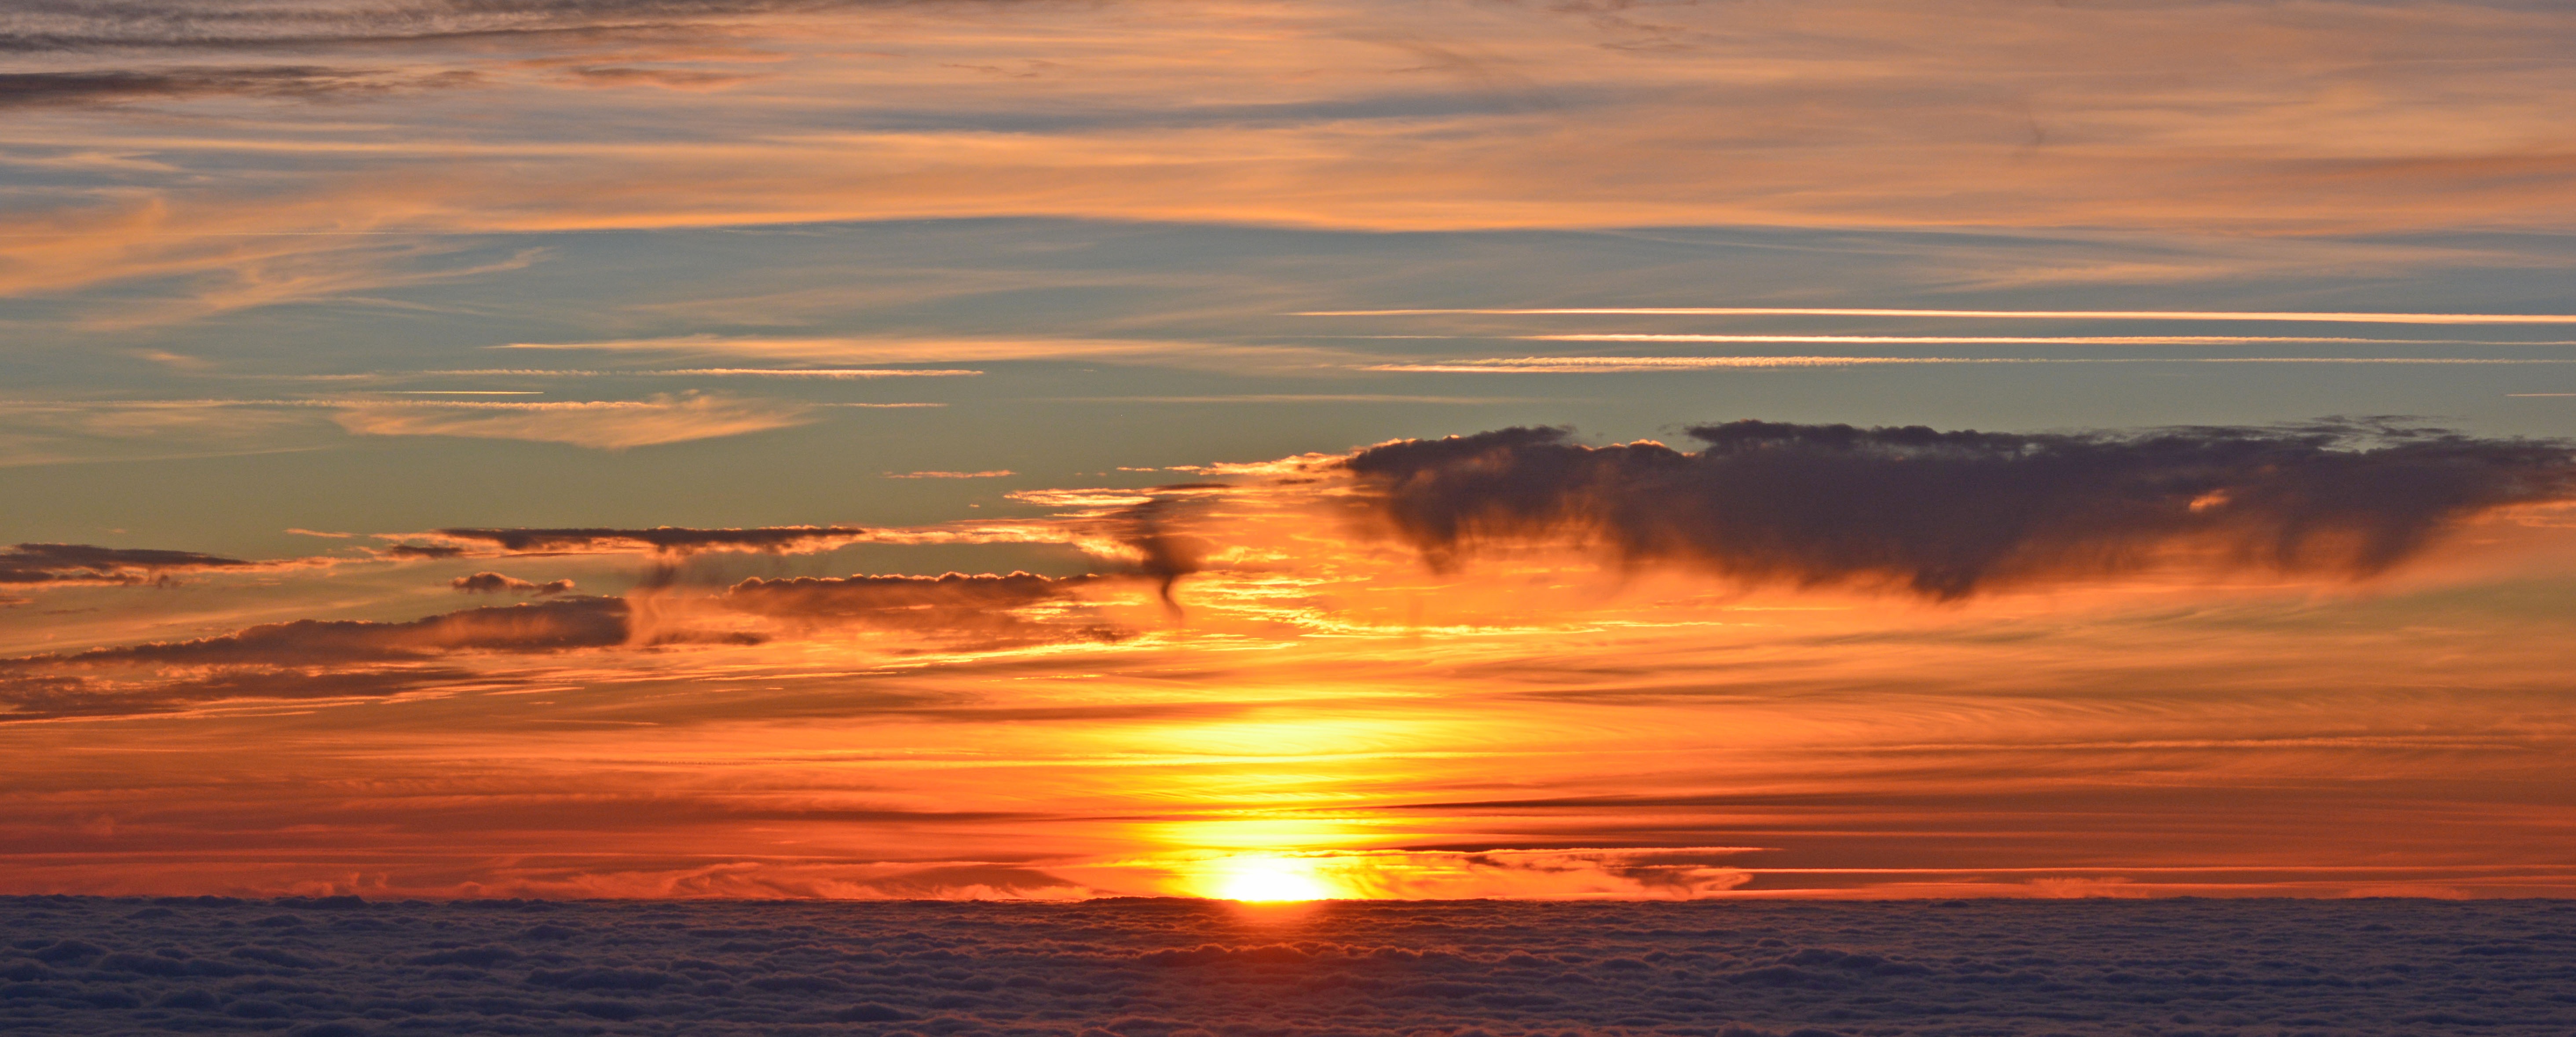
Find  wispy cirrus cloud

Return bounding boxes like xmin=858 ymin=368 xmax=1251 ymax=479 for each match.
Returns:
xmin=496 ymin=336 xmax=1366 ymax=374
xmin=328 ymin=392 xmax=817 ymax=447
xmin=1365 ymin=356 xmax=2576 ymax=373
xmin=1304 ymin=308 xmax=2576 ymax=323
xmin=9 ymin=0 xmax=2566 ymax=323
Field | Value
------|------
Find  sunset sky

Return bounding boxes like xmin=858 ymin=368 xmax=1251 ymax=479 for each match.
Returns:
xmin=5 ymin=0 xmax=2576 ymax=901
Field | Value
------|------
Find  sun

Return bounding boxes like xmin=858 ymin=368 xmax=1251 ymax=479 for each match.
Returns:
xmin=1210 ymin=856 xmax=1334 ymax=902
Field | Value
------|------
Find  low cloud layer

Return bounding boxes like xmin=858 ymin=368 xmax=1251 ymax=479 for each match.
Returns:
xmin=1343 ymin=421 xmax=2576 ymax=598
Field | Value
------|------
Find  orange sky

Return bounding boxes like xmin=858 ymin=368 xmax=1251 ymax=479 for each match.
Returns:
xmin=8 ymin=433 xmax=2576 ymax=899
xmin=6 ymin=0 xmax=2576 ymax=901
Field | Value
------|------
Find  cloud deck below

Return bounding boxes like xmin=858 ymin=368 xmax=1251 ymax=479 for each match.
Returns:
xmin=4 ymin=897 xmax=2571 ymax=1036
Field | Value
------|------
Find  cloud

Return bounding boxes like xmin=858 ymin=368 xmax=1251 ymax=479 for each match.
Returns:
xmin=0 ymin=666 xmax=487 ymax=722
xmin=559 ymin=66 xmax=755 ymax=91
xmin=1365 ymin=357 xmax=2576 ymax=373
xmin=1 ymin=542 xmax=265 ymax=586
xmin=0 ymin=597 xmax=647 ymax=721
xmin=724 ymin=571 xmax=1121 ymax=644
xmin=886 ymin=469 xmax=1013 ymax=479
xmin=26 ymin=597 xmax=631 ymax=666
xmin=1308 ymin=307 xmax=2576 ymax=325
xmin=383 ymin=543 xmax=466 ymax=559
xmin=1340 ymin=421 xmax=2576 ymax=598
xmin=498 ymin=337 xmax=1366 ymax=375
xmin=7 ymin=0 xmax=2576 ymax=326
xmin=451 ymin=571 xmax=575 ymax=595
xmin=427 ymin=524 xmax=871 ymax=555
xmin=329 ymin=393 xmax=813 ymax=448
xmin=0 ymin=0 xmax=875 ymax=52
xmin=0 ymin=67 xmax=477 ymax=107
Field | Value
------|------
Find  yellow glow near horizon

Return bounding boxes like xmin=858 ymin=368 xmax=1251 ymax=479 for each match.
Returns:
xmin=1209 ymin=856 xmax=1336 ymax=902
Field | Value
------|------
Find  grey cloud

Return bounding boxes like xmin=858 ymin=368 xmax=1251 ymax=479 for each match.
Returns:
xmin=383 ymin=543 xmax=466 ymax=559
xmin=25 ymin=596 xmax=629 ymax=667
xmin=1342 ymin=420 xmax=2576 ymax=599
xmin=451 ymin=571 xmax=575 ymax=595
xmin=0 ymin=542 xmax=262 ymax=586
xmin=1106 ymin=497 xmax=1207 ymax=610
xmin=0 ymin=666 xmax=483 ymax=722
xmin=724 ymin=571 xmax=1121 ymax=645
xmin=430 ymin=524 xmax=870 ymax=555
xmin=0 ymin=66 xmax=477 ymax=106
xmin=0 ymin=597 xmax=630 ymax=721
xmin=0 ymin=0 xmax=925 ymax=52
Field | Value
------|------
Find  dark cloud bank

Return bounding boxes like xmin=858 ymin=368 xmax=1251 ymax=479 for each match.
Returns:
xmin=1345 ymin=421 xmax=2576 ymax=598
xmin=3 ymin=897 xmax=2572 ymax=1036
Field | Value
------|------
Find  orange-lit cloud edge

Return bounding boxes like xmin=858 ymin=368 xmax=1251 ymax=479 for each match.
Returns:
xmin=7 ymin=425 xmax=2576 ymax=902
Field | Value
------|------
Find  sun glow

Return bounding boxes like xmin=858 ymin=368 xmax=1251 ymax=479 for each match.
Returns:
xmin=1209 ymin=856 xmax=1335 ymax=902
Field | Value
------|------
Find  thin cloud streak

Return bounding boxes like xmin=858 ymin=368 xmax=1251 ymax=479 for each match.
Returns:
xmin=1521 ymin=334 xmax=2576 ymax=346
xmin=1303 ymin=309 xmax=2576 ymax=323
xmin=329 ymin=393 xmax=816 ymax=447
xmin=1365 ymin=357 xmax=2576 ymax=373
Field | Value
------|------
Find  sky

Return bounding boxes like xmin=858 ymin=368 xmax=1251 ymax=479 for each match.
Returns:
xmin=4 ymin=0 xmax=2576 ymax=901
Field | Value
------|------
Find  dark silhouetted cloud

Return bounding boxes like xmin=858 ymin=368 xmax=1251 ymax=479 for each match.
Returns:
xmin=429 ymin=524 xmax=871 ymax=555
xmin=383 ymin=543 xmax=466 ymax=559
xmin=1109 ymin=496 xmax=1208 ymax=610
xmin=0 ymin=542 xmax=262 ymax=586
xmin=452 ymin=571 xmax=575 ymax=595
xmin=1343 ymin=420 xmax=2576 ymax=598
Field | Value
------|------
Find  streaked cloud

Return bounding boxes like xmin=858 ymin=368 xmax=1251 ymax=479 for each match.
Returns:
xmin=1304 ymin=308 xmax=2576 ymax=323
xmin=419 ymin=524 xmax=875 ymax=556
xmin=1367 ymin=356 xmax=2576 ymax=373
xmin=0 ymin=542 xmax=266 ymax=586
xmin=329 ymin=392 xmax=814 ymax=447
